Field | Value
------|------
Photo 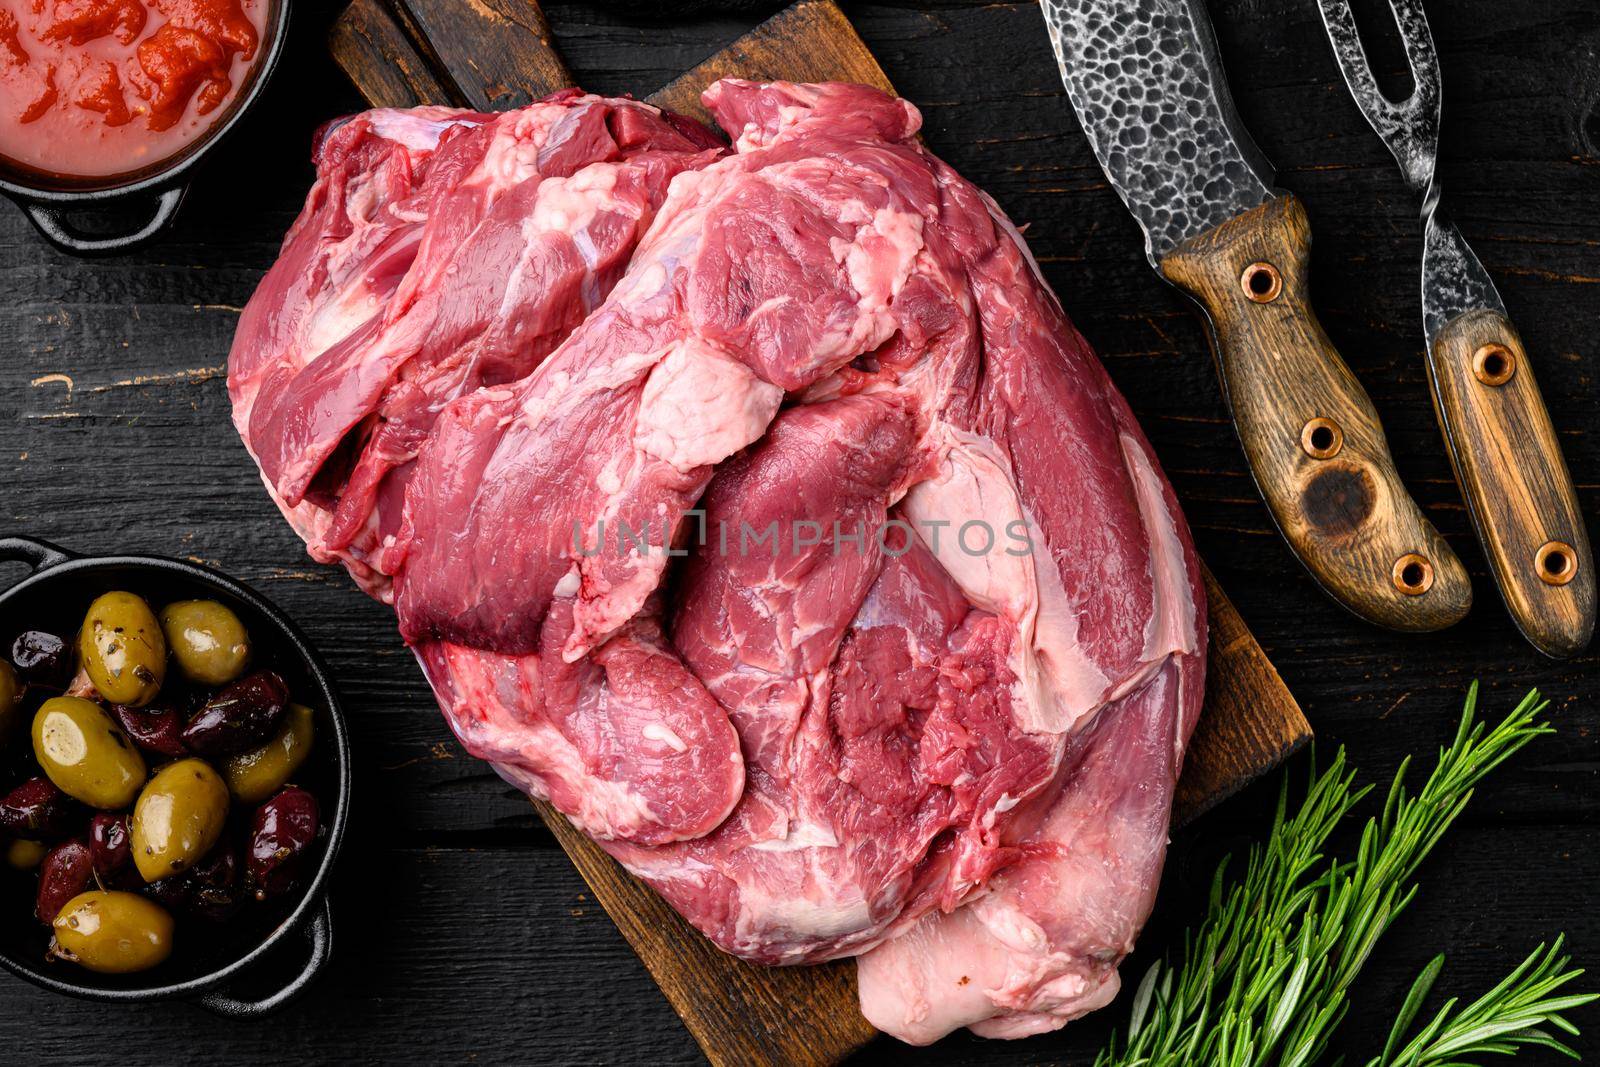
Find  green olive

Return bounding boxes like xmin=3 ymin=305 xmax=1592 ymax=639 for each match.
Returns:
xmin=32 ymin=696 xmax=147 ymax=809
xmin=50 ymin=891 xmax=173 ymax=973
xmin=5 ymin=838 xmax=47 ymax=870
xmin=159 ymin=599 xmax=251 ymax=686
xmin=131 ymin=758 xmax=229 ymax=883
xmin=0 ymin=660 xmax=19 ymax=740
xmin=223 ymin=703 xmax=315 ymax=804
xmin=79 ymin=592 xmax=166 ymax=707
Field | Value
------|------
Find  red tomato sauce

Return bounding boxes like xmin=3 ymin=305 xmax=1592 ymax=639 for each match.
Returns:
xmin=0 ymin=0 xmax=265 ymax=180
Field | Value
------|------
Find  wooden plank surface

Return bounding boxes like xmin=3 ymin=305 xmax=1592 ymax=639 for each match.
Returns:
xmin=650 ymin=0 xmax=892 ymax=121
xmin=321 ymin=1 xmax=1310 ymax=1062
xmin=395 ymin=0 xmax=574 ymax=109
xmin=328 ymin=0 xmax=455 ymax=109
xmin=1179 ymin=565 xmax=1308 ymax=821
xmin=536 ymin=800 xmax=875 ymax=1067
xmin=2 ymin=1 xmax=1597 ymax=1064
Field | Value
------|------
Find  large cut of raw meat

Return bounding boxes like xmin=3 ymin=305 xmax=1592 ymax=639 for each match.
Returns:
xmin=230 ymin=80 xmax=1206 ymax=1044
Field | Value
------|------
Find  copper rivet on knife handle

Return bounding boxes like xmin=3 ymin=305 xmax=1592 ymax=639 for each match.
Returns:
xmin=1427 ymin=307 xmax=1593 ymax=655
xmin=1241 ymin=261 xmax=1282 ymax=303
xmin=1471 ymin=342 xmax=1516 ymax=386
xmin=1536 ymin=541 xmax=1579 ymax=586
xmin=1392 ymin=553 xmax=1434 ymax=596
xmin=1159 ymin=194 xmax=1471 ymax=631
xmin=1300 ymin=417 xmax=1343 ymax=460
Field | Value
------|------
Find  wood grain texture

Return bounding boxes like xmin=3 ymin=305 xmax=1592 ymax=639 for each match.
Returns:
xmin=3 ymin=0 xmax=1596 ymax=1064
xmin=1427 ymin=307 xmax=1595 ymax=657
xmin=534 ymin=799 xmax=877 ymax=1067
xmin=328 ymin=0 xmax=454 ymax=109
xmin=1161 ymin=193 xmax=1474 ymax=633
xmin=1178 ymin=564 xmax=1311 ymax=822
xmin=649 ymin=0 xmax=891 ymax=122
xmin=394 ymin=0 xmax=574 ymax=109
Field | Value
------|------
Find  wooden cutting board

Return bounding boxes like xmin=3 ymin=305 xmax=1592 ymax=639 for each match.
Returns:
xmin=328 ymin=2 xmax=1312 ymax=1062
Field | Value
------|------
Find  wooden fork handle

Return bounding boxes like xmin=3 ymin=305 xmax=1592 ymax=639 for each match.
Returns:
xmin=1426 ymin=308 xmax=1594 ymax=656
xmin=1161 ymin=194 xmax=1472 ymax=632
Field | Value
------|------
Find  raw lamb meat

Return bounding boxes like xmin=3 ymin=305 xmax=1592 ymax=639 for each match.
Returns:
xmin=230 ymin=90 xmax=722 ymax=598
xmin=230 ymin=79 xmax=1206 ymax=1045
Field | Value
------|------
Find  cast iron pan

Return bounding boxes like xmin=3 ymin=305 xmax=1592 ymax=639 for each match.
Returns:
xmin=0 ymin=535 xmax=348 ymax=1016
xmin=0 ymin=0 xmax=292 ymax=255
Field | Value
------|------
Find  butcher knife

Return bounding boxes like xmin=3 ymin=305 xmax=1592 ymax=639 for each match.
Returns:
xmin=1314 ymin=0 xmax=1593 ymax=656
xmin=1040 ymin=0 xmax=1471 ymax=631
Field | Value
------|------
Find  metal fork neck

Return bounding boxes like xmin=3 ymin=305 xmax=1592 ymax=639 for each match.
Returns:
xmin=1419 ymin=175 xmax=1444 ymax=226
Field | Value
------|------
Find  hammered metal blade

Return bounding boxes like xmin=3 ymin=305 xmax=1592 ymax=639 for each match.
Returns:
xmin=1315 ymin=0 xmax=1441 ymax=193
xmin=1041 ymin=0 xmax=1276 ymax=267
xmin=1422 ymin=210 xmax=1506 ymax=349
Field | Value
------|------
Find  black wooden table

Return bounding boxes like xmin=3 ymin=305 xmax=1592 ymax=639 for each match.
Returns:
xmin=1 ymin=1 xmax=1595 ymax=1063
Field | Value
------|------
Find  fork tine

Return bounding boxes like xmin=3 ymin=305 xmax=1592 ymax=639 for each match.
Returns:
xmin=1385 ymin=0 xmax=1442 ymax=99
xmin=1316 ymin=0 xmax=1407 ymax=128
xmin=1316 ymin=0 xmax=1441 ymax=188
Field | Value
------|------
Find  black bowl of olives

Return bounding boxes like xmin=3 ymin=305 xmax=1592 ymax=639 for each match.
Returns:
xmin=0 ymin=535 xmax=348 ymax=1015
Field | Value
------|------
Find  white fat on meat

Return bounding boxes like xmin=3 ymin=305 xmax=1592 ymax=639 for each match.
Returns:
xmin=367 ymin=106 xmax=480 ymax=152
xmin=469 ymin=105 xmax=566 ymax=190
xmin=634 ymin=338 xmax=784 ymax=472
xmin=565 ymin=337 xmax=784 ymax=660
xmin=859 ymin=428 xmax=1204 ymax=1042
xmin=1123 ymin=433 xmax=1200 ymax=668
xmin=903 ymin=423 xmax=1111 ymax=735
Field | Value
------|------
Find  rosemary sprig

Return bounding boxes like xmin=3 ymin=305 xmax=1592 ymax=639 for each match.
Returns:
xmin=1096 ymin=684 xmax=1559 ymax=1067
xmin=1369 ymin=938 xmax=1597 ymax=1066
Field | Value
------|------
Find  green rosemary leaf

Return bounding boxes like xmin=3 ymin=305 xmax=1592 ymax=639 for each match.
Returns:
xmin=1368 ymin=938 xmax=1598 ymax=1066
xmin=1128 ymin=961 xmax=1159 ymax=1039
xmin=1096 ymin=685 xmax=1572 ymax=1067
xmin=1380 ymin=954 xmax=1446 ymax=1065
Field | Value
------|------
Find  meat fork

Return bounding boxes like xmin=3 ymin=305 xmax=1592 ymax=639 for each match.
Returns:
xmin=1316 ymin=0 xmax=1595 ymax=656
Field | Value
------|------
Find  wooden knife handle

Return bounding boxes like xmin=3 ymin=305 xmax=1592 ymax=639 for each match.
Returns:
xmin=1160 ymin=194 xmax=1471 ymax=632
xmin=1425 ymin=308 xmax=1594 ymax=656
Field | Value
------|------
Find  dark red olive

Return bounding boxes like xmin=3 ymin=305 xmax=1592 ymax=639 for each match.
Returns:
xmin=35 ymin=839 xmax=94 ymax=923
xmin=0 ymin=777 xmax=80 ymax=839
xmin=143 ymin=873 xmax=191 ymax=911
xmin=112 ymin=701 xmax=189 ymax=758
xmin=181 ymin=670 xmax=289 ymax=758
xmin=247 ymin=786 xmax=319 ymax=899
xmin=88 ymin=813 xmax=132 ymax=876
xmin=188 ymin=841 xmax=244 ymax=922
xmin=11 ymin=630 xmax=69 ymax=687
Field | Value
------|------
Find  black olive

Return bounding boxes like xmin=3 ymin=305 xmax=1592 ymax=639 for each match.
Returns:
xmin=180 ymin=670 xmax=289 ymax=758
xmin=11 ymin=630 xmax=69 ymax=687
xmin=247 ymin=786 xmax=319 ymax=898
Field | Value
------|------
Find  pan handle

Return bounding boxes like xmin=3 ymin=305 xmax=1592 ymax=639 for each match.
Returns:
xmin=0 ymin=536 xmax=74 ymax=574
xmin=23 ymin=187 xmax=186 ymax=256
xmin=198 ymin=898 xmax=334 ymax=1018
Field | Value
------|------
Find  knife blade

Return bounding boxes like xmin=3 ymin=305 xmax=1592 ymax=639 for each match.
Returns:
xmin=1316 ymin=0 xmax=1594 ymax=656
xmin=1041 ymin=0 xmax=1471 ymax=631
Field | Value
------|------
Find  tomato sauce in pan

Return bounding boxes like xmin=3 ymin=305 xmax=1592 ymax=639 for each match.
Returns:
xmin=0 ymin=0 xmax=266 ymax=180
